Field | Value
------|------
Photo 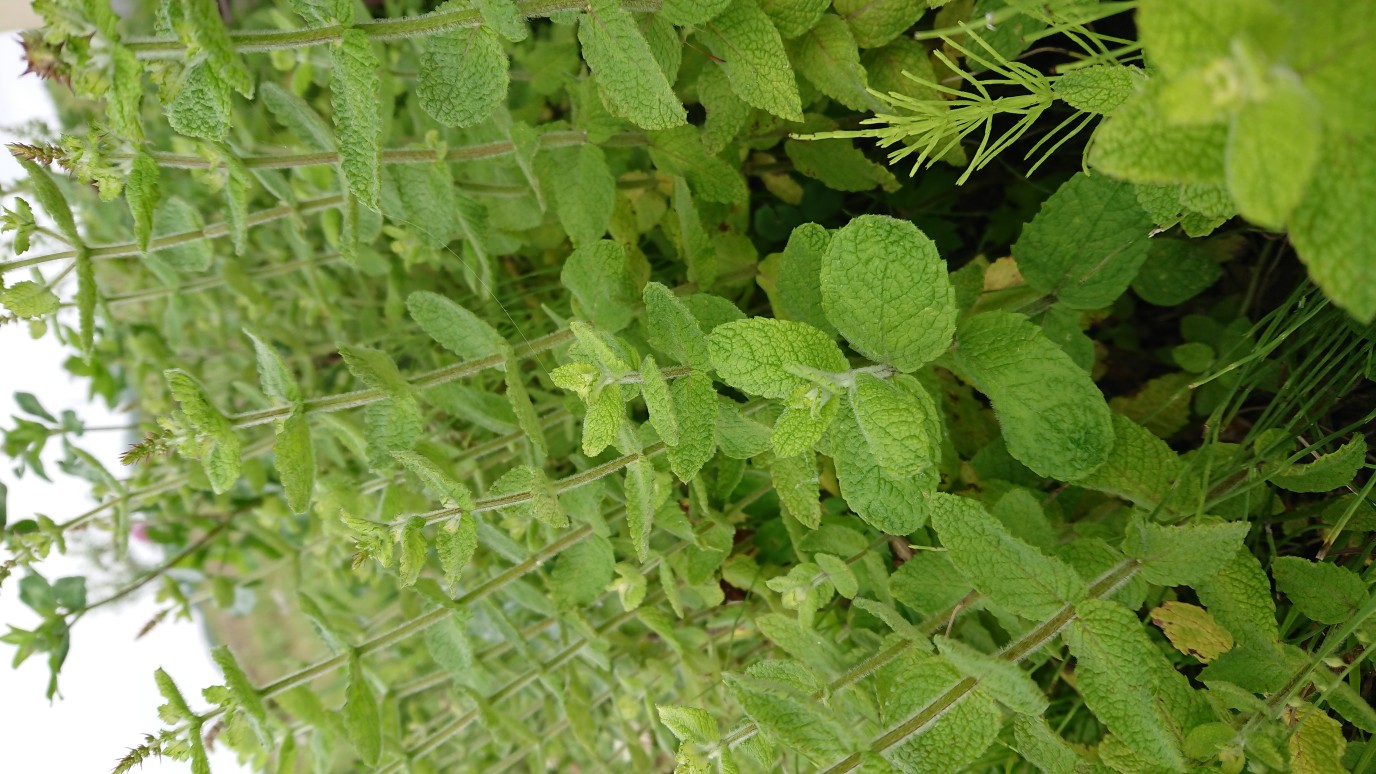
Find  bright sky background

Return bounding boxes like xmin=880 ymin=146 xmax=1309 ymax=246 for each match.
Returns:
xmin=0 ymin=31 xmax=249 ymax=773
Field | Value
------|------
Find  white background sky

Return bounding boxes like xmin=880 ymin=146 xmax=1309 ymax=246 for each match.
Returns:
xmin=0 ymin=31 xmax=249 ymax=773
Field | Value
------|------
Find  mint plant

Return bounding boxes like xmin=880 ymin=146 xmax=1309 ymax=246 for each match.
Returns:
xmin=2 ymin=1 xmax=1375 ymax=773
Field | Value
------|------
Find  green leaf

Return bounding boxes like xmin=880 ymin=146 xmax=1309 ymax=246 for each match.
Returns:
xmin=934 ymin=635 xmax=1047 ymax=715
xmin=648 ymin=127 xmax=749 ymax=205
xmin=582 ymin=387 xmax=624 ymax=456
xmin=436 ymin=516 xmax=478 ymax=597
xmin=785 ymin=138 xmax=897 ymax=193
xmin=1290 ymin=132 xmax=1376 ymax=321
xmin=424 ymin=615 xmax=474 ymax=677
xmin=1 ymin=282 xmax=59 ymax=318
xmin=772 ymin=453 xmax=821 ymax=529
xmin=578 ymin=0 xmax=686 ymax=130
xmin=1012 ymin=172 xmax=1154 ymax=310
xmin=667 ymin=371 xmax=718 ymax=481
xmin=1063 ymin=599 xmax=1185 ymax=770
xmin=17 ymin=158 xmax=78 ymax=243
xmin=1194 ymin=550 xmax=1278 ymax=646
xmin=757 ymin=0 xmax=827 ymax=38
xmin=948 ymin=311 xmax=1114 ymax=480
xmin=397 ymin=516 xmax=427 ymax=587
xmin=167 ymin=62 xmax=231 ymax=142
xmin=211 ymin=645 xmax=271 ymax=749
xmin=562 ymin=240 xmax=637 ymax=333
xmin=331 ymin=29 xmax=382 ymax=211
xmin=551 ymin=533 xmax=615 ymax=608
xmin=391 ymin=450 xmax=475 ymax=509
xmin=343 ymin=653 xmax=381 ymax=766
xmin=770 ymin=391 xmax=838 ymax=458
xmin=259 ymin=82 xmax=336 ymax=150
xmin=776 ymin=223 xmax=836 ymax=335
xmin=814 ymin=552 xmax=857 ymax=598
xmin=708 ymin=318 xmax=848 ymax=399
xmin=1052 ymin=64 xmax=1143 ymax=114
xmin=475 ymin=0 xmax=528 ymax=41
xmin=1073 ymin=413 xmax=1183 ymax=510
xmin=641 ymin=355 xmax=680 ymax=446
xmin=155 ymin=668 xmax=195 ymax=723
xmin=788 ymin=15 xmax=874 ymax=111
xmin=166 ymin=369 xmax=242 ymax=494
xmin=1123 ymin=516 xmax=1249 ymax=587
xmin=1228 ymin=77 xmax=1320 ymax=229
xmin=661 ymin=0 xmax=731 ymax=25
xmin=544 ymin=143 xmax=615 ymax=248
xmin=928 ymin=491 xmax=1086 ymax=620
xmin=1088 ymin=87 xmax=1227 ymax=185
xmin=658 ymin=705 xmax=718 ymax=745
xmin=406 ymin=291 xmax=508 ymax=361
xmin=1268 ymin=435 xmax=1367 ymax=493
xmin=724 ymin=665 xmax=852 ymax=765
xmin=625 ymin=456 xmax=657 ymax=561
xmin=275 ymin=409 xmax=315 ymax=514
xmin=245 ymin=330 xmax=303 ymax=404
xmin=698 ymin=0 xmax=803 ymax=122
xmin=829 ymin=400 xmax=933 ymax=535
xmin=14 ymin=393 xmax=55 ymax=423
xmin=417 ymin=27 xmax=508 ymax=128
xmin=821 ymin=215 xmax=955 ymax=372
xmin=109 ymin=44 xmax=145 ymax=141
xmin=1132 ymin=237 xmax=1223 ymax=306
xmin=644 ymin=282 xmax=712 ymax=370
xmin=338 ymin=344 xmax=413 ymax=399
xmin=1012 ymin=715 xmax=1096 ymax=774
xmin=717 ymin=400 xmax=773 ymax=460
xmin=504 ymin=353 xmax=548 ymax=459
xmin=832 ymin=0 xmax=924 ymax=48
xmin=848 ymin=373 xmax=940 ymax=477
xmin=152 ymin=196 xmax=212 ymax=272
xmin=878 ymin=654 xmax=1002 ymax=774
xmin=125 ymin=152 xmax=160 ymax=253
xmin=1272 ymin=556 xmax=1369 ymax=625
xmin=363 ymin=398 xmax=424 ymax=468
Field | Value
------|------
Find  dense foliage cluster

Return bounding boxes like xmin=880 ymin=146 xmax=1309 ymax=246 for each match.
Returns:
xmin=2 ymin=0 xmax=1374 ymax=772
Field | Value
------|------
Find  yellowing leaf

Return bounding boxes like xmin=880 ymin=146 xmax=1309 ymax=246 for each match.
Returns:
xmin=1150 ymin=601 xmax=1233 ymax=662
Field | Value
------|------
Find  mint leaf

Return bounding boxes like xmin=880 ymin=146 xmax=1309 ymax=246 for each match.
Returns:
xmin=17 ymin=157 xmax=78 ymax=243
xmin=1290 ymin=133 xmax=1376 ymax=321
xmin=544 ymin=144 xmax=615 ymax=248
xmin=391 ymin=450 xmax=475 ymax=509
xmin=772 ymin=453 xmax=821 ymax=529
xmin=949 ymin=311 xmax=1114 ymax=480
xmin=1053 ymin=64 xmax=1143 ymax=114
xmin=829 ymin=400 xmax=934 ymax=535
xmin=437 ymin=515 xmax=477 ymax=596
xmin=666 ymin=371 xmax=718 ymax=482
xmin=167 ymin=61 xmax=231 ymax=141
xmin=661 ymin=0 xmax=731 ymax=25
xmin=788 ymin=15 xmax=874 ymax=112
xmin=935 ymin=635 xmax=1048 ymax=715
xmin=658 ymin=705 xmax=718 ymax=745
xmin=338 ymin=344 xmax=413 ymax=399
xmin=785 ymin=137 xmax=897 ymax=193
xmin=698 ymin=0 xmax=803 ymax=122
xmin=125 ymin=152 xmax=160 ymax=253
xmin=1195 ymin=550 xmax=1278 ymax=646
xmin=879 ymin=655 xmax=1002 ymax=774
xmin=821 ymin=215 xmax=955 ymax=372
xmin=406 ymin=291 xmax=508 ymax=361
xmin=1064 ymin=599 xmax=1186 ymax=770
xmin=708 ymin=318 xmax=847 ymax=400
xmin=275 ymin=409 xmax=315 ymax=515
xmin=1272 ymin=556 xmax=1369 ymax=625
xmin=1268 ymin=434 xmax=1366 ymax=493
xmin=551 ymin=533 xmax=615 ymax=608
xmin=625 ymin=456 xmax=657 ymax=561
xmin=245 ymin=330 xmax=303 ymax=404
xmin=1123 ymin=516 xmax=1249 ymax=587
xmin=832 ymin=0 xmax=924 ymax=48
xmin=210 ymin=645 xmax=270 ymax=749
xmin=260 ymin=81 xmax=335 ymax=150
xmin=331 ymin=30 xmax=382 ymax=210
xmin=758 ymin=0 xmax=828 ymax=38
xmin=848 ymin=373 xmax=941 ymax=477
xmin=776 ymin=223 xmax=836 ymax=335
xmin=418 ymin=27 xmax=508 ymax=128
xmin=152 ymin=196 xmax=212 ymax=272
xmin=725 ymin=664 xmax=852 ymax=765
xmin=644 ymin=282 xmax=712 ymax=371
xmin=1012 ymin=172 xmax=1154 ymax=310
xmin=928 ymin=491 xmax=1086 ymax=620
xmin=562 ymin=240 xmax=636 ymax=333
xmin=343 ymin=653 xmax=381 ymax=766
xmin=578 ymin=0 xmax=686 ymax=130
xmin=1073 ymin=413 xmax=1182 ymax=510
xmin=640 ymin=354 xmax=679 ymax=446
xmin=1 ymin=282 xmax=59 ymax=318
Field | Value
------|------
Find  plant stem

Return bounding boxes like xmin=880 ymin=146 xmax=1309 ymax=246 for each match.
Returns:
xmin=0 ymin=194 xmax=344 ymax=274
xmin=122 ymin=131 xmax=647 ymax=170
xmin=819 ymin=559 xmax=1141 ymax=773
xmin=124 ymin=0 xmax=664 ymax=58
